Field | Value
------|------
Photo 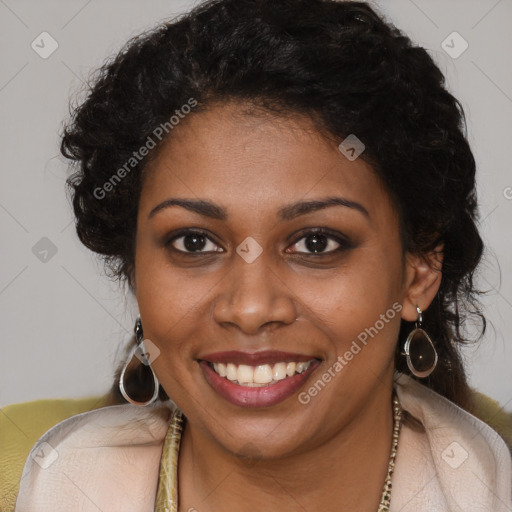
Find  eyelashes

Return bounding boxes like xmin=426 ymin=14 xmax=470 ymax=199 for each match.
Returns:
xmin=286 ymin=228 xmax=350 ymax=255
xmin=165 ymin=227 xmax=354 ymax=257
xmin=167 ymin=229 xmax=223 ymax=254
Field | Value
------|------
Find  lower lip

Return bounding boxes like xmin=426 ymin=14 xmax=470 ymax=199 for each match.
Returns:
xmin=198 ymin=360 xmax=321 ymax=408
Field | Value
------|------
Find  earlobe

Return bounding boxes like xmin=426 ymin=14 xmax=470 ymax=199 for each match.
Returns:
xmin=401 ymin=245 xmax=443 ymax=322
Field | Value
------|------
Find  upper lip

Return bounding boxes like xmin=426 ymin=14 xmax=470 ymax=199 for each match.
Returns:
xmin=198 ymin=350 xmax=320 ymax=366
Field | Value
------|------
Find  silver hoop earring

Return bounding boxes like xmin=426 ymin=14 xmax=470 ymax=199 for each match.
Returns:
xmin=402 ymin=306 xmax=438 ymax=378
xmin=118 ymin=316 xmax=160 ymax=406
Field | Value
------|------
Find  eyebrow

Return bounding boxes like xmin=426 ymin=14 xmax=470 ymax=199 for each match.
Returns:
xmin=148 ymin=196 xmax=370 ymax=221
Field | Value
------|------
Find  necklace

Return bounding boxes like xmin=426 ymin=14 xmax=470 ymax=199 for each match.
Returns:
xmin=378 ymin=392 xmax=403 ymax=511
xmin=155 ymin=393 xmax=403 ymax=512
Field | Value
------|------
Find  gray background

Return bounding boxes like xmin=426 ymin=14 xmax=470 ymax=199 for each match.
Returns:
xmin=1 ymin=0 xmax=511 ymax=409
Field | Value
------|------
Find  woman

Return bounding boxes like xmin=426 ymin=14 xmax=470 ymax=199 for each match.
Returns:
xmin=11 ymin=0 xmax=512 ymax=510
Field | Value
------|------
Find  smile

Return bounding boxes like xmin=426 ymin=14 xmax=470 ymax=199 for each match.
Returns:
xmin=209 ymin=360 xmax=316 ymax=387
xmin=197 ymin=351 xmax=322 ymax=408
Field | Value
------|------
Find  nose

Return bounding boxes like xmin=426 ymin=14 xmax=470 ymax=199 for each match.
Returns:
xmin=212 ymin=253 xmax=297 ymax=335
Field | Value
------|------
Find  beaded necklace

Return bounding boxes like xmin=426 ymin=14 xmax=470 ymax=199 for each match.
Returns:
xmin=155 ymin=394 xmax=403 ymax=511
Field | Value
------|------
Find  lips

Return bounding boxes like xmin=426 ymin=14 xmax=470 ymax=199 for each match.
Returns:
xmin=197 ymin=350 xmax=322 ymax=408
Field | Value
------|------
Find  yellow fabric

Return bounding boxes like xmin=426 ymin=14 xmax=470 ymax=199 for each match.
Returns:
xmin=155 ymin=408 xmax=185 ymax=512
xmin=0 ymin=396 xmax=108 ymax=512
xmin=469 ymin=391 xmax=512 ymax=452
xmin=1 ymin=391 xmax=511 ymax=512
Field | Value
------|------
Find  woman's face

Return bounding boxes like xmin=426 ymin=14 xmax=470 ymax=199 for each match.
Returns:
xmin=134 ymin=102 xmax=432 ymax=458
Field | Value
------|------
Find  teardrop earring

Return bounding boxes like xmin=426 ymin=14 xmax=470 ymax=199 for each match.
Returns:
xmin=402 ymin=306 xmax=438 ymax=378
xmin=118 ymin=316 xmax=160 ymax=406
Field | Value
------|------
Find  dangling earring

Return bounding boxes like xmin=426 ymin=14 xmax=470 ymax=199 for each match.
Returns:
xmin=118 ymin=316 xmax=160 ymax=406
xmin=402 ymin=306 xmax=438 ymax=378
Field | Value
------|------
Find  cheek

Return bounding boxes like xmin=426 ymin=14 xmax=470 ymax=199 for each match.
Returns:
xmin=292 ymin=273 xmax=401 ymax=420
xmin=136 ymin=279 xmax=211 ymax=355
xmin=308 ymin=236 xmax=401 ymax=316
xmin=315 ymin=276 xmax=399 ymax=347
xmin=135 ymin=229 xmax=217 ymax=329
xmin=134 ymin=243 xmax=232 ymax=404
xmin=308 ymin=243 xmax=403 ymax=369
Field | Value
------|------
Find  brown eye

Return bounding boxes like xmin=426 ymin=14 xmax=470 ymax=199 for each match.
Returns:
xmin=167 ymin=230 xmax=223 ymax=254
xmin=287 ymin=228 xmax=352 ymax=256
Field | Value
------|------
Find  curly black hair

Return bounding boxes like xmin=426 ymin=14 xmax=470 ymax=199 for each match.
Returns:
xmin=61 ymin=0 xmax=486 ymax=409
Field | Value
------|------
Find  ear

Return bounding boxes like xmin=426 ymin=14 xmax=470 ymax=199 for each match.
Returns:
xmin=401 ymin=244 xmax=443 ymax=322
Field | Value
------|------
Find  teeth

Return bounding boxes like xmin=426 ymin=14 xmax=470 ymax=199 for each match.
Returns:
xmin=254 ymin=364 xmax=273 ymax=384
xmin=296 ymin=362 xmax=308 ymax=373
xmin=217 ymin=363 xmax=227 ymax=377
xmin=211 ymin=360 xmax=315 ymax=386
xmin=226 ymin=363 xmax=238 ymax=381
xmin=237 ymin=364 xmax=254 ymax=384
xmin=273 ymin=362 xmax=287 ymax=380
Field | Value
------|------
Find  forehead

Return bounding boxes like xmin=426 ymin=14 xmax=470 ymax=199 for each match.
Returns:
xmin=139 ymin=102 xmax=396 ymax=227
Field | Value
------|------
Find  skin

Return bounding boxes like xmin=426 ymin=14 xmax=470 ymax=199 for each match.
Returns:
xmin=133 ymin=101 xmax=442 ymax=512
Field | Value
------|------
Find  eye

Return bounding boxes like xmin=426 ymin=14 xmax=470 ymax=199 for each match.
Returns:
xmin=166 ymin=228 xmax=352 ymax=256
xmin=167 ymin=229 xmax=223 ymax=254
xmin=287 ymin=228 xmax=350 ymax=255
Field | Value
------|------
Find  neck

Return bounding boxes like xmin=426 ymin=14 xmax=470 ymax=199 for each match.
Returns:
xmin=177 ymin=387 xmax=396 ymax=512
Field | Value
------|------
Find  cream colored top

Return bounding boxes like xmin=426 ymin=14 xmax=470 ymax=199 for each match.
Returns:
xmin=15 ymin=373 xmax=512 ymax=511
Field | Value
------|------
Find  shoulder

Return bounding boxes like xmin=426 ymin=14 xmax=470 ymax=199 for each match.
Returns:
xmin=393 ymin=373 xmax=512 ymax=511
xmin=0 ymin=396 xmax=107 ymax=511
xmin=14 ymin=400 xmax=176 ymax=511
